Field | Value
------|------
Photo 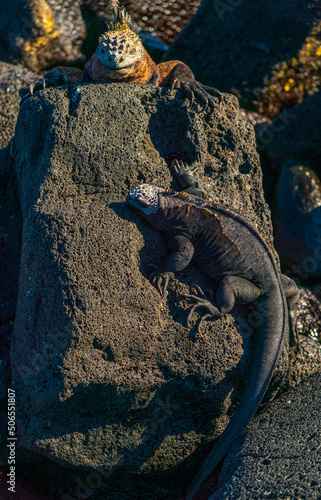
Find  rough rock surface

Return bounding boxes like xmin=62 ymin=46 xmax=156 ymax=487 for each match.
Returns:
xmin=0 ymin=61 xmax=38 ymax=148
xmin=165 ymin=0 xmax=321 ymax=115
xmin=6 ymin=83 xmax=321 ymax=498
xmin=295 ymin=287 xmax=321 ymax=344
xmin=211 ymin=370 xmax=321 ymax=500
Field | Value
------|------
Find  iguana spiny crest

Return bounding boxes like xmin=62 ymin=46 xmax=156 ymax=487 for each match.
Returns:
xmin=97 ymin=0 xmax=145 ymax=70
xmin=109 ymin=0 xmax=132 ymax=30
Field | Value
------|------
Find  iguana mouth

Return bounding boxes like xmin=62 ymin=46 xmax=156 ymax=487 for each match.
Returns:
xmin=126 ymin=193 xmax=146 ymax=210
xmin=101 ymin=61 xmax=134 ymax=71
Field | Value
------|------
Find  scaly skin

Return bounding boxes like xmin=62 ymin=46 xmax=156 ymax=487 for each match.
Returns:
xmin=20 ymin=1 xmax=222 ymax=111
xmin=127 ymin=160 xmax=299 ymax=499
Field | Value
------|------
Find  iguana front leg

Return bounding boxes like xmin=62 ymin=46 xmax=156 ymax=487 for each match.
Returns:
xmin=149 ymin=234 xmax=194 ymax=296
xmin=19 ymin=67 xmax=84 ymax=104
xmin=152 ymin=61 xmax=222 ymax=111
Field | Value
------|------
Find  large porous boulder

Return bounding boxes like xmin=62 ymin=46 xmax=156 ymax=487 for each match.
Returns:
xmin=165 ymin=0 xmax=321 ymax=116
xmin=0 ymin=61 xmax=38 ymax=148
xmin=8 ymin=83 xmax=321 ymax=497
xmin=211 ymin=370 xmax=321 ymax=500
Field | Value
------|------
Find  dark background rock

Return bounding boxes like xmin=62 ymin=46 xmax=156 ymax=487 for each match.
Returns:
xmin=261 ymin=91 xmax=321 ymax=176
xmin=211 ymin=371 xmax=321 ymax=500
xmin=0 ymin=0 xmax=86 ymax=71
xmin=272 ymin=164 xmax=321 ymax=280
xmin=0 ymin=466 xmax=49 ymax=500
xmin=258 ymin=91 xmax=321 ymax=280
xmin=165 ymin=0 xmax=321 ymax=115
xmin=0 ymin=61 xmax=38 ymax=148
xmin=122 ymin=0 xmax=201 ymax=44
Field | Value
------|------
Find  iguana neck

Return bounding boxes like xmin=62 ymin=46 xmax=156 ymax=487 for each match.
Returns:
xmin=141 ymin=193 xmax=196 ymax=232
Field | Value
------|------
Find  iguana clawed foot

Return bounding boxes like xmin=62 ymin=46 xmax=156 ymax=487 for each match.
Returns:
xmin=170 ymin=78 xmax=222 ymax=111
xmin=148 ymin=264 xmax=174 ymax=297
xmin=19 ymin=79 xmax=46 ymax=103
xmin=171 ymin=159 xmax=201 ymax=190
xmin=181 ymin=285 xmax=222 ymax=330
xmin=19 ymin=69 xmax=68 ymax=105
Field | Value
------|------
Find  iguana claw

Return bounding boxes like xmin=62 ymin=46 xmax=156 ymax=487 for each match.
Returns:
xmin=148 ymin=264 xmax=174 ymax=296
xmin=172 ymin=159 xmax=198 ymax=187
xmin=19 ymin=69 xmax=68 ymax=105
xmin=180 ymin=82 xmax=195 ymax=108
xmin=172 ymin=78 xmax=221 ymax=111
xmin=20 ymin=79 xmax=46 ymax=104
xmin=180 ymin=285 xmax=221 ymax=329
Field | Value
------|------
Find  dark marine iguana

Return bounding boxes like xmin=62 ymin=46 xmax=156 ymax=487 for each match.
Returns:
xmin=126 ymin=160 xmax=298 ymax=499
xmin=20 ymin=1 xmax=221 ymax=111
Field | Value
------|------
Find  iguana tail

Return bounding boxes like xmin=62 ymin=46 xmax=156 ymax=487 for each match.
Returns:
xmin=186 ymin=288 xmax=287 ymax=499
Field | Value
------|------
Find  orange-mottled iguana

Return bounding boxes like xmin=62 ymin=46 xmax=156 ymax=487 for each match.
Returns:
xmin=20 ymin=1 xmax=221 ymax=111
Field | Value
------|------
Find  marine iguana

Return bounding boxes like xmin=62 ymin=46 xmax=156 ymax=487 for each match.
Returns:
xmin=20 ymin=1 xmax=221 ymax=111
xmin=126 ymin=160 xmax=298 ymax=499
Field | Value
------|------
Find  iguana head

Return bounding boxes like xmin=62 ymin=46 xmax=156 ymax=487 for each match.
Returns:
xmin=127 ymin=184 xmax=192 ymax=230
xmin=127 ymin=184 xmax=163 ymax=216
xmin=96 ymin=1 xmax=145 ymax=71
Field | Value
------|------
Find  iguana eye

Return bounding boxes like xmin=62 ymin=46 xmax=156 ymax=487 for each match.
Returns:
xmin=130 ymin=48 xmax=136 ymax=55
